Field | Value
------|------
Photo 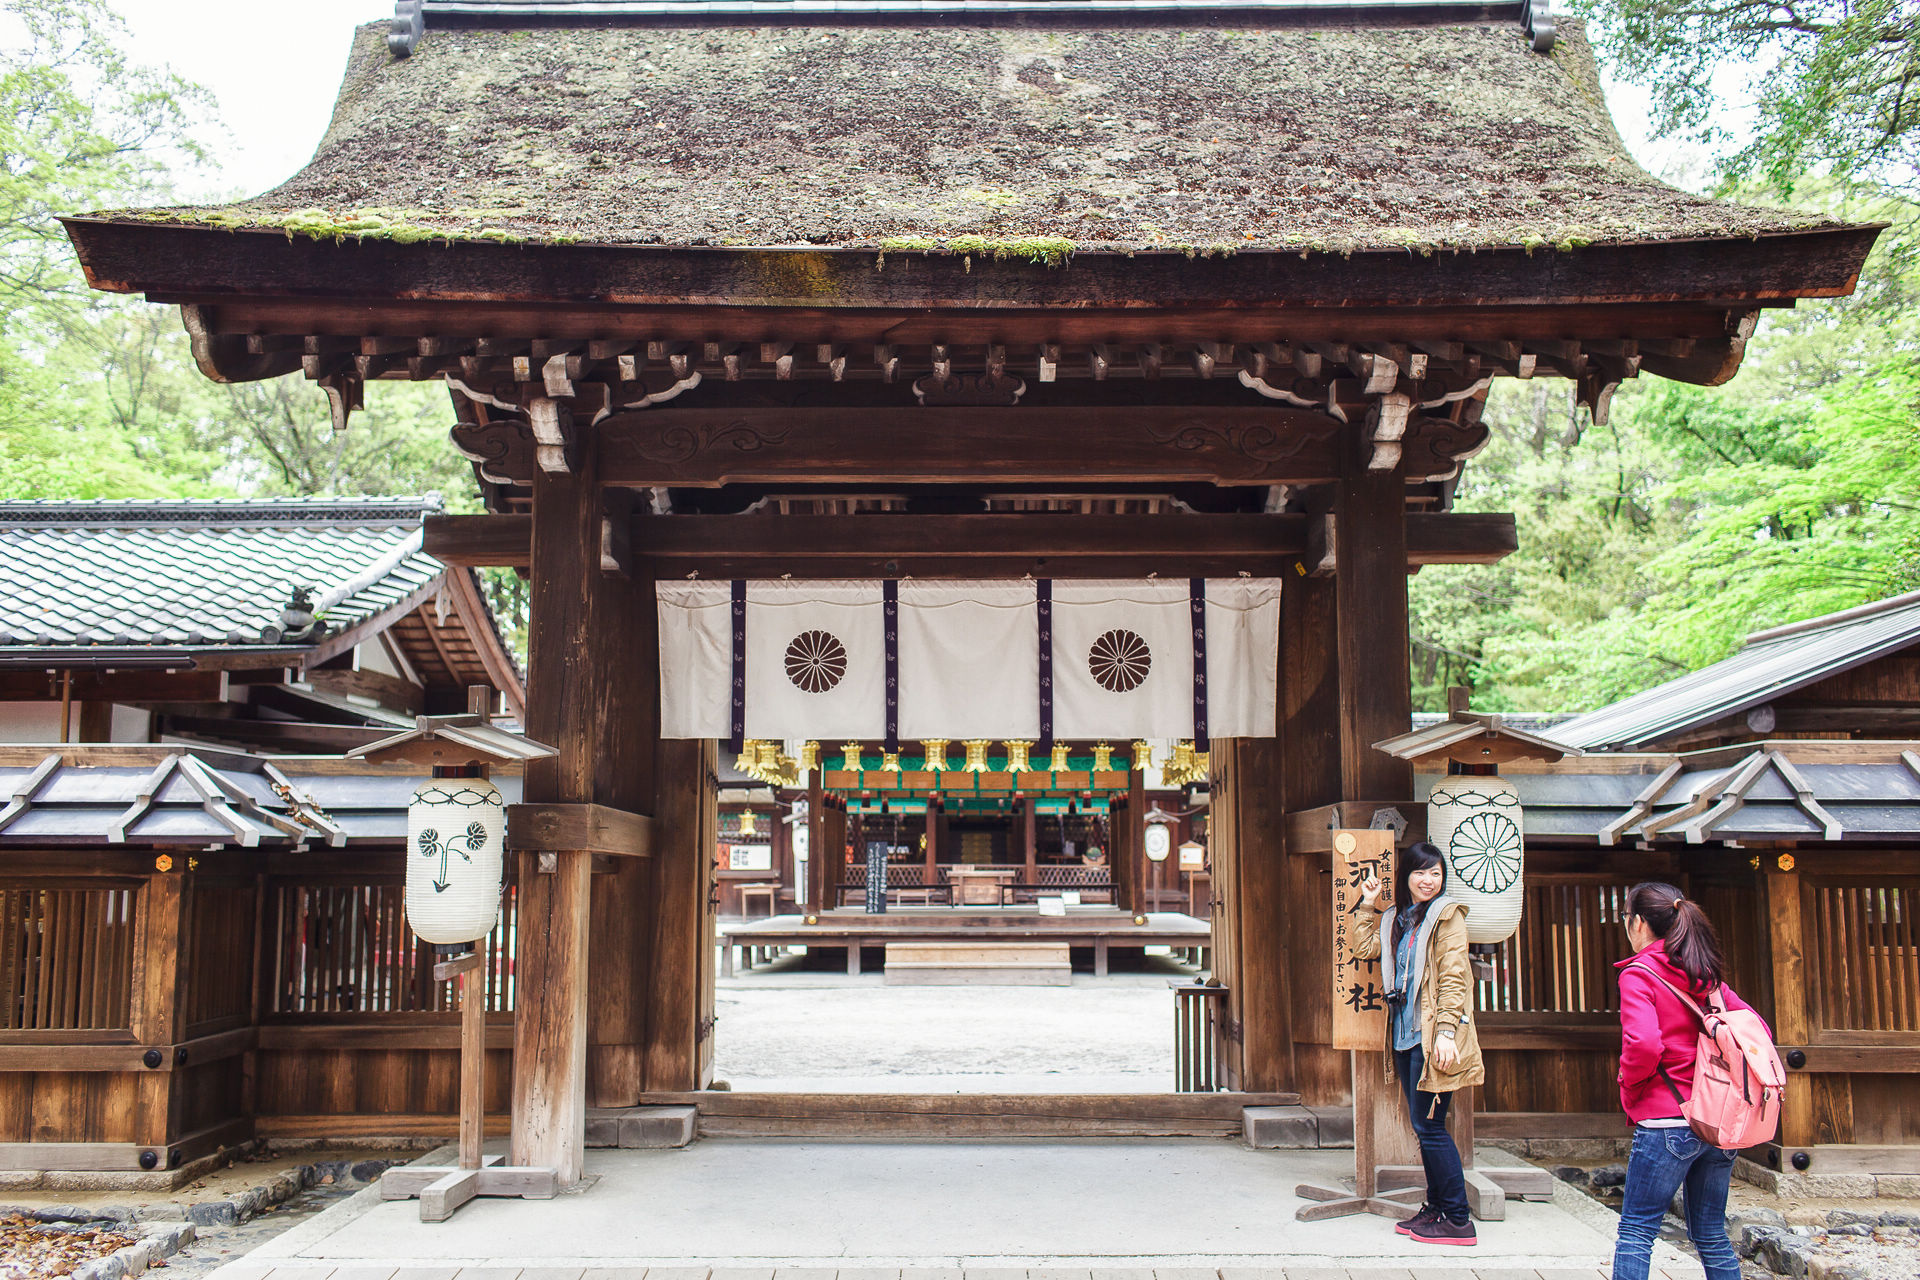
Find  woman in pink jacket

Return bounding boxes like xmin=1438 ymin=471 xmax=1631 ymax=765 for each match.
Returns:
xmin=1612 ymin=882 xmax=1759 ymax=1280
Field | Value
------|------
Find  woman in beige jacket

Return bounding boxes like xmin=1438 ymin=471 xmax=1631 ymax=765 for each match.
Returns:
xmin=1354 ymin=840 xmax=1485 ymax=1246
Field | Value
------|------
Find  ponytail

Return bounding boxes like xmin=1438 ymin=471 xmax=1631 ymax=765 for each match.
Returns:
xmin=1628 ymin=881 xmax=1727 ymax=990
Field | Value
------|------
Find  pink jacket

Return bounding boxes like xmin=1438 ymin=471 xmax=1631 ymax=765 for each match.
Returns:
xmin=1615 ymin=947 xmax=1761 ymax=1125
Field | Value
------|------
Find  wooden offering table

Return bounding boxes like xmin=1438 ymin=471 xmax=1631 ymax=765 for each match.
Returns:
xmin=947 ymin=866 xmax=1018 ymax=905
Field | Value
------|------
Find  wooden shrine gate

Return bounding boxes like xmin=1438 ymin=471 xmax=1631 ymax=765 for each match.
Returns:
xmin=57 ymin=4 xmax=1876 ymax=1186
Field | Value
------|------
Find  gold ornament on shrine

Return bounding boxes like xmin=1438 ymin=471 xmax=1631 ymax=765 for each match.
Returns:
xmin=1162 ymin=740 xmax=1198 ymax=787
xmin=881 ymin=751 xmax=902 ymax=772
xmin=1048 ymin=742 xmax=1073 ymax=772
xmin=734 ymin=741 xmax=760 ymax=775
xmin=1132 ymin=740 xmax=1155 ymax=771
xmin=738 ymin=809 xmax=757 ymax=836
xmin=1092 ymin=742 xmax=1115 ymax=772
xmin=840 ymin=742 xmax=863 ymax=773
xmin=921 ymin=739 xmax=950 ymax=773
xmin=1003 ymin=740 xmax=1034 ymax=773
xmin=798 ymin=741 xmax=820 ymax=774
xmin=962 ymin=739 xmax=993 ymax=773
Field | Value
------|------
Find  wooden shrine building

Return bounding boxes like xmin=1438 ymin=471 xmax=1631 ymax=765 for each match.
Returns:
xmin=57 ymin=2 xmax=1879 ymax=1183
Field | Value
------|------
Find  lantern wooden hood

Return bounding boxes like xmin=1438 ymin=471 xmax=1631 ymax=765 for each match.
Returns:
xmin=346 ymin=699 xmax=558 ymax=770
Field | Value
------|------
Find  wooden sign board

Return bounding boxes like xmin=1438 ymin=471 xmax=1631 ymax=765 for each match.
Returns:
xmin=1331 ymin=828 xmax=1396 ymax=1052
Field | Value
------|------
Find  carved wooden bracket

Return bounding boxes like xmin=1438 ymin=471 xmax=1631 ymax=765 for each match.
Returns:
xmin=317 ymin=372 xmax=364 ymax=435
xmin=526 ymin=396 xmax=577 ymax=474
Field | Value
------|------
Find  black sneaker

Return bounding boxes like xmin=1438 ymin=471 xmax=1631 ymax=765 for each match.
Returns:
xmin=1407 ymin=1214 xmax=1477 ymax=1246
xmin=1393 ymin=1204 xmax=1440 ymax=1236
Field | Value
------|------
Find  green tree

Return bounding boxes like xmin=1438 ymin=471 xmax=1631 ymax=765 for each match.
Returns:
xmin=1575 ymin=0 xmax=1920 ymax=199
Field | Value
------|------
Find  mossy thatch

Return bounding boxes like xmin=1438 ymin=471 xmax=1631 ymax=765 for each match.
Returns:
xmin=108 ymin=17 xmax=1833 ymax=254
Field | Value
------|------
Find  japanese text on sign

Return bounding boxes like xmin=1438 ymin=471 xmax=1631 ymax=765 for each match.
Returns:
xmin=1330 ymin=828 xmax=1396 ymax=1051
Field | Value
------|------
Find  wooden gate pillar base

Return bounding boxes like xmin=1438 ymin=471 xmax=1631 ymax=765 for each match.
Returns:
xmin=380 ymin=1156 xmax=561 ymax=1221
xmin=1293 ymin=1179 xmax=1421 ymax=1222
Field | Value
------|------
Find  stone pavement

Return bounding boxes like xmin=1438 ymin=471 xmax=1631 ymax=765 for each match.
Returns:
xmin=200 ymin=1142 xmax=1701 ymax=1280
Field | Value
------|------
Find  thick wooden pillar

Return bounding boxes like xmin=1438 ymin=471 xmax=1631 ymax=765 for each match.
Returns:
xmin=1125 ymin=762 xmax=1147 ymax=914
xmin=1333 ymin=471 xmax=1420 ymax=1183
xmin=1221 ymin=736 xmax=1293 ymax=1092
xmin=1767 ymin=868 xmax=1815 ymax=1149
xmin=518 ymin=444 xmax=662 ymax=1176
xmin=131 ymin=870 xmax=188 ymax=1153
xmin=1022 ymin=801 xmax=1037 ymax=883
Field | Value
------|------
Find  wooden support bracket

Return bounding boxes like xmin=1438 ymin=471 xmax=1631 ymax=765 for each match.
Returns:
xmin=507 ymin=802 xmax=654 ymax=857
xmin=380 ymin=1155 xmax=559 ymax=1222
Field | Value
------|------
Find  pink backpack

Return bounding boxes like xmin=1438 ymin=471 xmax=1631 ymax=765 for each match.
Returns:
xmin=1629 ymin=964 xmax=1785 ymax=1149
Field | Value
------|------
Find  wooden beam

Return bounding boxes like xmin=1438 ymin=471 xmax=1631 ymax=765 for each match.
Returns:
xmin=425 ymin=512 xmax=1518 ymax=576
xmin=0 ymin=669 xmax=226 ymax=703
xmin=507 ymin=802 xmax=653 ymax=858
xmin=66 ymin=219 xmax=1879 ymax=322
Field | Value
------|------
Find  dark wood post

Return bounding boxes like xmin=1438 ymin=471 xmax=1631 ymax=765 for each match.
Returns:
xmin=1768 ymin=868 xmax=1814 ymax=1150
xmin=1022 ymin=800 xmax=1037 ymax=884
xmin=517 ymin=441 xmax=663 ymax=1176
xmin=1333 ymin=470 xmax=1419 ymax=1192
xmin=807 ymin=767 xmax=827 ymax=911
xmin=1126 ymin=760 xmax=1147 ymax=914
xmin=132 ymin=869 xmax=188 ymax=1157
xmin=924 ymin=800 xmax=939 ymax=884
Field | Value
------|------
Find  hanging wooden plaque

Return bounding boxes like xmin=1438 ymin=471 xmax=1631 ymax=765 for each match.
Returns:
xmin=1331 ymin=828 xmax=1397 ymax=1051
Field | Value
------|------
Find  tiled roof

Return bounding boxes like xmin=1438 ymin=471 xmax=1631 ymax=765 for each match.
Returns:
xmin=1552 ymin=589 xmax=1920 ymax=751
xmin=0 ymin=497 xmax=445 ymax=651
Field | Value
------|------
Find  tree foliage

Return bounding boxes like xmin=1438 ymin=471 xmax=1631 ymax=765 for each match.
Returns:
xmin=1576 ymin=0 xmax=1920 ymax=198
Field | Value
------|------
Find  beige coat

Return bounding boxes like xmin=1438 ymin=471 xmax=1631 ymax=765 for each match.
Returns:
xmin=1352 ymin=899 xmax=1486 ymax=1092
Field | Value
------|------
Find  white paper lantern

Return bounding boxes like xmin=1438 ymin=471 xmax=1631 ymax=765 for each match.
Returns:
xmin=406 ymin=776 xmax=506 ymax=944
xmin=1428 ymin=775 xmax=1525 ymax=945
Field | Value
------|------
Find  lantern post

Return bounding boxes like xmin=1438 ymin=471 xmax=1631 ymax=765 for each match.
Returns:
xmin=345 ymin=687 xmax=561 ymax=1222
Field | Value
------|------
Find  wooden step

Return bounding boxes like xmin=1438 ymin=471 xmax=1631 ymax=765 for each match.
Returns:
xmin=639 ymin=1091 xmax=1302 ymax=1139
xmin=883 ymin=941 xmax=1073 ymax=985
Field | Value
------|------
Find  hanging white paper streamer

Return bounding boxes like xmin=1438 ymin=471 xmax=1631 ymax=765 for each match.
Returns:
xmin=898 ymin=581 xmax=1039 ymax=739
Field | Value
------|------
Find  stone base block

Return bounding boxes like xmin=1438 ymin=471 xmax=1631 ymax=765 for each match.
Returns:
xmin=1307 ymin=1105 xmax=1355 ymax=1147
xmin=585 ymin=1105 xmax=698 ymax=1149
xmin=1243 ymin=1106 xmax=1321 ymax=1149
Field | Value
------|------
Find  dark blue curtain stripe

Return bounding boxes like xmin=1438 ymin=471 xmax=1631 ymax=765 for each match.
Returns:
xmin=1037 ymin=579 xmax=1054 ymax=749
xmin=883 ymin=579 xmax=900 ymax=752
xmin=1191 ymin=578 xmax=1210 ymax=751
xmin=728 ymin=579 xmax=746 ymax=755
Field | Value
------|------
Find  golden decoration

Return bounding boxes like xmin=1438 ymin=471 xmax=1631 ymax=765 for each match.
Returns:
xmin=798 ymin=741 xmax=820 ymax=773
xmin=1132 ymin=740 xmax=1155 ymax=771
xmin=1003 ymin=740 xmax=1034 ymax=773
xmin=154 ymin=854 xmax=173 ymax=872
xmin=921 ymin=739 xmax=951 ymax=773
xmin=962 ymin=739 xmax=992 ymax=773
xmin=738 ymin=810 xmax=757 ymax=837
xmin=734 ymin=742 xmax=760 ymax=774
xmin=1092 ymin=742 xmax=1115 ymax=772
xmin=881 ymin=751 xmax=902 ymax=772
xmin=1048 ymin=741 xmax=1073 ymax=772
xmin=1777 ymin=853 xmax=1796 ymax=872
xmin=840 ymin=742 xmax=863 ymax=773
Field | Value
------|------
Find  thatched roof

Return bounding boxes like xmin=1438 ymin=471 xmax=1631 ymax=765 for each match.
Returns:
xmin=113 ymin=14 xmax=1830 ymax=255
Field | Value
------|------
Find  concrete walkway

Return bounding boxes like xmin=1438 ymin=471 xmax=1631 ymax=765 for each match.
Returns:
xmin=206 ymin=1141 xmax=1700 ymax=1280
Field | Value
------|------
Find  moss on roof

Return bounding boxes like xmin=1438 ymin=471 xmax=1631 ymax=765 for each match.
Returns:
xmin=117 ymin=17 xmax=1831 ymax=254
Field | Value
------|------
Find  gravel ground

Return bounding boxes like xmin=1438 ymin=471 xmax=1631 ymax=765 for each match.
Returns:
xmin=711 ymin=952 xmax=1199 ymax=1090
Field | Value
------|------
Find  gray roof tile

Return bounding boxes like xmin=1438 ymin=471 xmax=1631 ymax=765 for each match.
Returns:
xmin=0 ymin=497 xmax=446 ymax=652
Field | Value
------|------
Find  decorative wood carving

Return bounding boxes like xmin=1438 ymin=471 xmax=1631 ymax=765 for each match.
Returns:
xmin=451 ymin=419 xmax=536 ymax=486
xmin=317 ymin=372 xmax=364 ymax=435
xmin=1237 ymin=369 xmax=1348 ymax=423
xmin=1144 ymin=414 xmax=1343 ymax=466
xmin=1399 ymin=414 xmax=1492 ymax=482
xmin=911 ymin=370 xmax=1028 ymax=406
xmin=630 ymin=417 xmax=797 ymax=466
xmin=526 ymin=396 xmax=576 ymax=474
xmin=1364 ymin=392 xmax=1413 ymax=472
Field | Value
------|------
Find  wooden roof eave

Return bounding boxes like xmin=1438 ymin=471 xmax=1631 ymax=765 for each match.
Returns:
xmin=60 ymin=219 xmax=1882 ymax=371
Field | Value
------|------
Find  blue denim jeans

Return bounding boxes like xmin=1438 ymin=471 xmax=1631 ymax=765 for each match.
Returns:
xmin=1392 ymin=1045 xmax=1469 ymax=1224
xmin=1612 ymin=1123 xmax=1740 ymax=1280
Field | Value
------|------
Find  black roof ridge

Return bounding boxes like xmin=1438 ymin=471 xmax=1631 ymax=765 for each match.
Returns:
xmin=0 ymin=495 xmax=445 ymax=528
xmin=400 ymin=0 xmax=1554 ymax=47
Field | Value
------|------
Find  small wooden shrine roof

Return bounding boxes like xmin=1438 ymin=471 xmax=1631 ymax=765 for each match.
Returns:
xmin=1553 ymin=589 xmax=1920 ymax=752
xmin=0 ymin=746 xmax=526 ymax=848
xmin=1424 ymin=741 xmax=1920 ymax=846
xmin=0 ymin=498 xmax=523 ymax=714
xmin=89 ymin=13 xmax=1836 ymax=257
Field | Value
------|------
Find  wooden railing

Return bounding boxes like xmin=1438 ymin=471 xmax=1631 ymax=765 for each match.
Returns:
xmin=1806 ymin=877 xmax=1920 ymax=1033
xmin=1172 ymin=981 xmax=1228 ymax=1092
xmin=265 ymin=880 xmax=518 ymax=1016
xmin=0 ymin=884 xmax=136 ymax=1031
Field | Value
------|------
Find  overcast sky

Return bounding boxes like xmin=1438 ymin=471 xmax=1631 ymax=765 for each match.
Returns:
xmin=102 ymin=1 xmax=1681 ymax=201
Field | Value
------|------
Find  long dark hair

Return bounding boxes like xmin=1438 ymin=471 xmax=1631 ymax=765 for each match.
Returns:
xmin=1628 ymin=881 xmax=1727 ymax=990
xmin=1393 ymin=841 xmax=1448 ymax=932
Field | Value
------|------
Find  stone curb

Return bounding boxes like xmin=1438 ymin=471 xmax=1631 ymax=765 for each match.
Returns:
xmin=180 ymin=1158 xmax=399 ymax=1227
xmin=67 ymin=1221 xmax=196 ymax=1280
